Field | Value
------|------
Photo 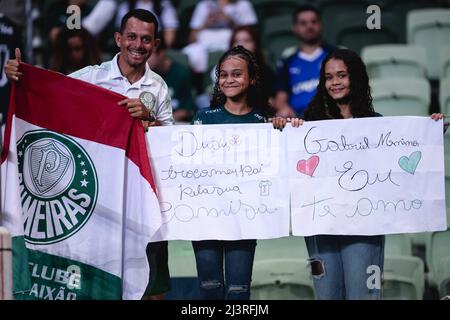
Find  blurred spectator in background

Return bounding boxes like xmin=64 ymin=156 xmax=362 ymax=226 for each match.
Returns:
xmin=82 ymin=0 xmax=118 ymax=37
xmin=45 ymin=0 xmax=92 ymax=45
xmin=0 ymin=1 xmax=24 ymax=123
xmin=45 ymin=0 xmax=117 ymax=61
xmin=209 ymin=25 xmax=276 ymax=110
xmin=274 ymin=5 xmax=335 ymax=118
xmin=50 ymin=27 xmax=101 ymax=75
xmin=0 ymin=0 xmax=24 ymax=27
xmin=229 ymin=25 xmax=276 ymax=109
xmin=182 ymin=0 xmax=257 ymax=99
xmin=115 ymin=0 xmax=179 ymax=48
xmin=148 ymin=34 xmax=195 ymax=123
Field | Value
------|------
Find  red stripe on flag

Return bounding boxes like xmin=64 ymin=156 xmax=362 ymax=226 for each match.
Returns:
xmin=0 ymin=83 xmax=16 ymax=164
xmin=3 ymin=63 xmax=157 ymax=192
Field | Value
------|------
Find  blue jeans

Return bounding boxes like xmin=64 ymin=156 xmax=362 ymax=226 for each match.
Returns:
xmin=305 ymin=235 xmax=385 ymax=300
xmin=192 ymin=240 xmax=257 ymax=300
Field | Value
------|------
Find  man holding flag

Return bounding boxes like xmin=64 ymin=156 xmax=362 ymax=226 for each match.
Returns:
xmin=3 ymin=9 xmax=173 ymax=299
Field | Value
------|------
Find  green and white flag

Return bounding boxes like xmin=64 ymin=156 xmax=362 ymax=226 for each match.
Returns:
xmin=1 ymin=63 xmax=162 ymax=300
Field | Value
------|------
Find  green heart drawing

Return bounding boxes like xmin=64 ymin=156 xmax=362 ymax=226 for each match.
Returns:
xmin=398 ymin=151 xmax=422 ymax=175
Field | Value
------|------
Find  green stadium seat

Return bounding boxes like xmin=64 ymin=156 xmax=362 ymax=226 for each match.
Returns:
xmin=255 ymin=236 xmax=309 ymax=260
xmin=166 ymin=49 xmax=189 ymax=68
xmin=262 ymin=14 xmax=298 ymax=66
xmin=250 ymin=236 xmax=313 ymax=300
xmin=383 ymin=256 xmax=425 ymax=300
xmin=326 ymin=11 xmax=400 ymax=55
xmin=407 ymin=9 xmax=450 ymax=79
xmin=410 ymin=233 xmax=429 ymax=249
xmin=203 ymin=50 xmax=225 ymax=93
xmin=252 ymin=0 xmax=301 ymax=22
xmin=370 ymin=78 xmax=430 ymax=116
xmin=251 ymin=0 xmax=307 ymax=21
xmin=174 ymin=0 xmax=198 ymax=48
xmin=168 ymin=240 xmax=197 ymax=277
xmin=439 ymin=46 xmax=450 ymax=79
xmin=436 ymin=256 xmax=450 ymax=297
xmin=385 ymin=234 xmax=413 ymax=257
xmin=440 ymin=78 xmax=450 ymax=115
xmin=361 ymin=45 xmax=427 ymax=79
xmin=317 ymin=0 xmax=377 ymax=45
xmin=251 ymin=258 xmax=315 ymax=300
xmin=385 ymin=0 xmax=444 ymax=42
xmin=425 ymin=230 xmax=450 ymax=288
xmin=166 ymin=240 xmax=200 ymax=299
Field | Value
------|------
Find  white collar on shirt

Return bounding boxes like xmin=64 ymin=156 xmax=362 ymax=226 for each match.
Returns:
xmin=109 ymin=53 xmax=154 ymax=87
xmin=298 ymin=47 xmax=324 ymax=62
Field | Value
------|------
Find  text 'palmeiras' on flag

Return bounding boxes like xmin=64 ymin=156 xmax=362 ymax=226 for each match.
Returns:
xmin=1 ymin=63 xmax=162 ymax=300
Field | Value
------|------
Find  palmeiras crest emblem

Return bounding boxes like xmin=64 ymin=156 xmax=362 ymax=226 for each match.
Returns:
xmin=29 ymin=140 xmax=72 ymax=196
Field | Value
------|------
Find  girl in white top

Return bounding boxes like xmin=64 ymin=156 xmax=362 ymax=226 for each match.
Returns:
xmin=182 ymin=0 xmax=257 ymax=73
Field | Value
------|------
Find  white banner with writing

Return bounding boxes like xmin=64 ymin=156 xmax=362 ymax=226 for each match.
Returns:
xmin=147 ymin=123 xmax=290 ymax=240
xmin=147 ymin=117 xmax=447 ymax=240
xmin=288 ymin=116 xmax=446 ymax=236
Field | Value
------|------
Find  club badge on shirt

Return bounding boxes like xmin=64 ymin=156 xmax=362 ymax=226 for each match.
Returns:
xmin=139 ymin=91 xmax=156 ymax=121
xmin=139 ymin=91 xmax=156 ymax=111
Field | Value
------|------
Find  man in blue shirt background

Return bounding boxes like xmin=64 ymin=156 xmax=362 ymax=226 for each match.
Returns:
xmin=273 ymin=5 xmax=335 ymax=118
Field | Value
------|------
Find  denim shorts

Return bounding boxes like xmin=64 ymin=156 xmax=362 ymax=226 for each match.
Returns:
xmin=143 ymin=241 xmax=171 ymax=296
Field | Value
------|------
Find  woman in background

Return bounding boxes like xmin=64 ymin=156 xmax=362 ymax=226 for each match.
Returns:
xmin=50 ymin=27 xmax=100 ymax=75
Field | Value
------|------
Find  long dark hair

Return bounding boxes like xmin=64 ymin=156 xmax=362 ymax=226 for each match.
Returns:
xmin=51 ymin=27 xmax=100 ymax=74
xmin=229 ymin=25 xmax=266 ymax=67
xmin=210 ymin=45 xmax=272 ymax=117
xmin=304 ymin=49 xmax=375 ymax=121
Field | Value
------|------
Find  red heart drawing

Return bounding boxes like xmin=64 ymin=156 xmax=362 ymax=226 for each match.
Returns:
xmin=297 ymin=156 xmax=320 ymax=177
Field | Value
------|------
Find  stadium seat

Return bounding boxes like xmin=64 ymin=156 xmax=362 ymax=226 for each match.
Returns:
xmin=407 ymin=9 xmax=450 ymax=79
xmin=253 ymin=0 xmax=301 ymax=22
xmin=317 ymin=0 xmax=378 ymax=45
xmin=385 ymin=0 xmax=444 ymax=42
xmin=262 ymin=14 xmax=298 ymax=66
xmin=203 ymin=50 xmax=225 ymax=93
xmin=256 ymin=236 xmax=309 ymax=259
xmin=440 ymin=77 xmax=450 ymax=115
xmin=370 ymin=78 xmax=430 ymax=116
xmin=251 ymin=258 xmax=315 ymax=300
xmin=383 ymin=256 xmax=425 ymax=300
xmin=166 ymin=49 xmax=189 ymax=68
xmin=250 ymin=236 xmax=313 ymax=299
xmin=361 ymin=45 xmax=427 ymax=79
xmin=166 ymin=240 xmax=200 ymax=299
xmin=440 ymin=46 xmax=450 ymax=79
xmin=436 ymin=256 xmax=450 ymax=297
xmin=168 ymin=240 xmax=197 ymax=277
xmin=425 ymin=230 xmax=450 ymax=288
xmin=327 ymin=11 xmax=400 ymax=54
xmin=174 ymin=0 xmax=198 ymax=48
xmin=385 ymin=234 xmax=413 ymax=257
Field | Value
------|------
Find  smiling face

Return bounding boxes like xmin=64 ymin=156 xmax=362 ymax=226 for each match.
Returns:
xmin=325 ymin=58 xmax=351 ymax=102
xmin=114 ymin=17 xmax=159 ymax=69
xmin=219 ymin=56 xmax=254 ymax=101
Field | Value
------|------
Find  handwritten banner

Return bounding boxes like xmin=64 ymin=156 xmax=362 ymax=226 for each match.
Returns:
xmin=287 ymin=116 xmax=446 ymax=236
xmin=147 ymin=124 xmax=290 ymax=241
xmin=147 ymin=117 xmax=447 ymax=240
